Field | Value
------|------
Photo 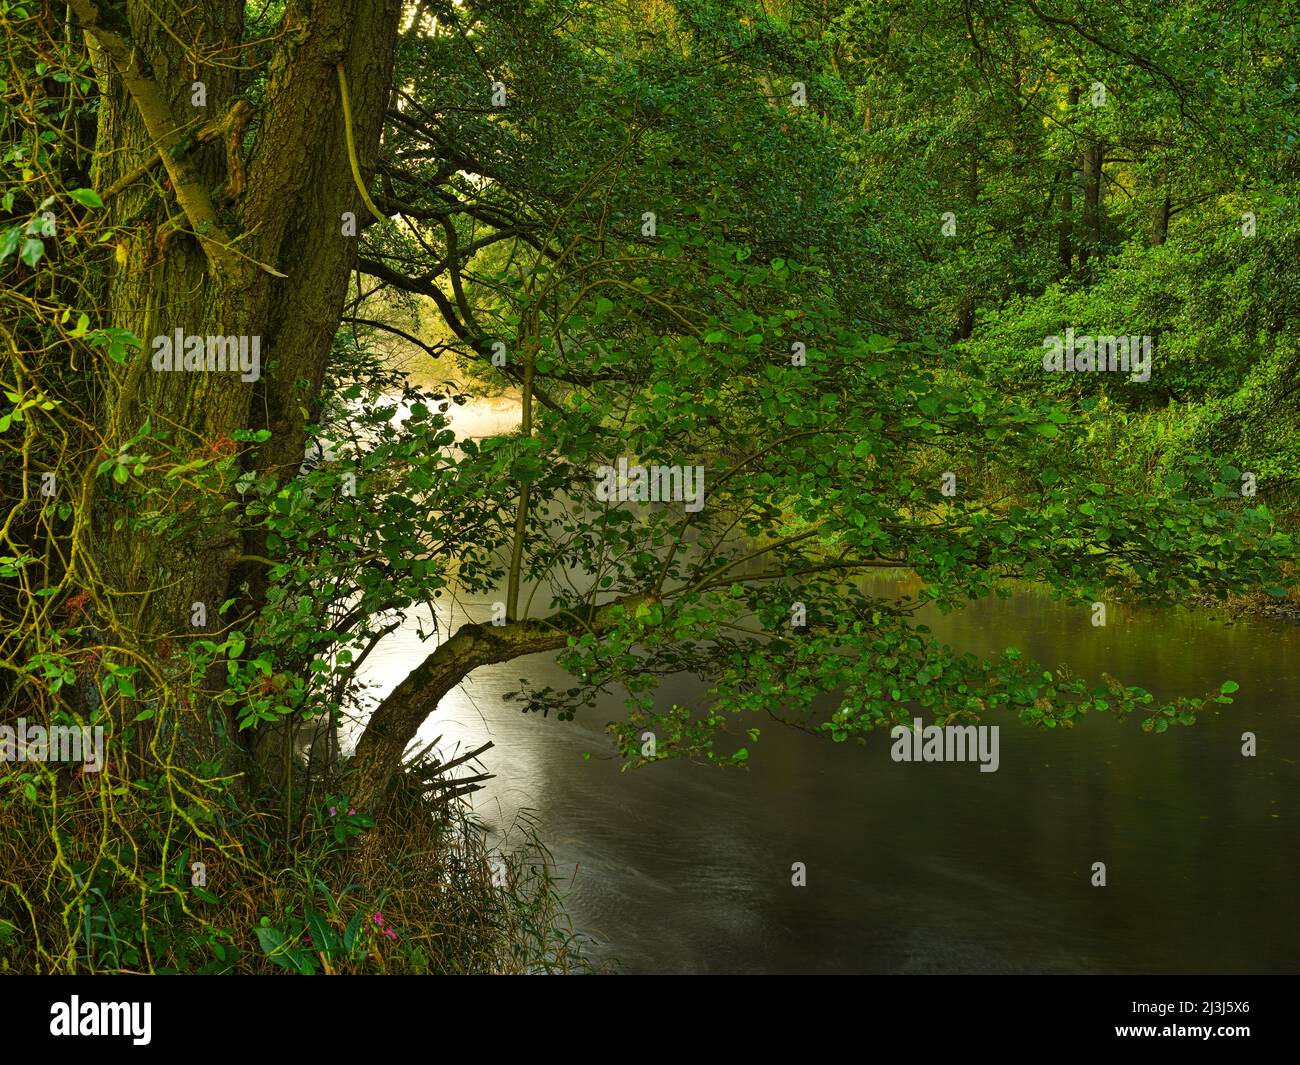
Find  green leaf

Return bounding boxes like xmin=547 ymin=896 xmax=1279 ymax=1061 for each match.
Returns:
xmin=69 ymin=188 xmax=104 ymax=209
xmin=303 ymin=909 xmax=336 ymax=955
xmin=0 ymin=227 xmax=21 ymax=262
xmin=343 ymin=911 xmax=363 ymax=952
xmin=634 ymin=601 xmax=664 ymax=626
xmin=253 ymin=925 xmax=301 ymax=972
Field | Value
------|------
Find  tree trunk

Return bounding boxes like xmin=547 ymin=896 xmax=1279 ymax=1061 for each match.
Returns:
xmin=1056 ymin=86 xmax=1080 ymax=277
xmin=1079 ymin=140 xmax=1105 ymax=267
xmin=955 ymin=145 xmax=979 ymax=339
xmin=1151 ymin=189 xmax=1171 ymax=246
xmin=76 ymin=0 xmax=403 ymax=781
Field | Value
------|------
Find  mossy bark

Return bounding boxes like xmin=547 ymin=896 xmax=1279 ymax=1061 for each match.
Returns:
xmin=79 ymin=0 xmax=403 ymax=783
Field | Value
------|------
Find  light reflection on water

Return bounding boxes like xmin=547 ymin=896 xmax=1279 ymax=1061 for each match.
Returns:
xmin=348 ymin=572 xmax=1299 ymax=974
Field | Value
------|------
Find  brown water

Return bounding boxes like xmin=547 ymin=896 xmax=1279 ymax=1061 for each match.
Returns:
xmin=353 ymin=570 xmax=1299 ymax=974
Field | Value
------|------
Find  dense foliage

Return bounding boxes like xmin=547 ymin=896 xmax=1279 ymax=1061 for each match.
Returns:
xmin=0 ymin=0 xmax=1295 ymax=972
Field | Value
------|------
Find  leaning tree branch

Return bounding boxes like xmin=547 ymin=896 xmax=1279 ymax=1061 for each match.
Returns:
xmin=348 ymin=592 xmax=653 ymax=811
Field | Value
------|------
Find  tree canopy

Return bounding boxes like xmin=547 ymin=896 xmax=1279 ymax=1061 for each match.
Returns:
xmin=1 ymin=0 xmax=1295 ymax=973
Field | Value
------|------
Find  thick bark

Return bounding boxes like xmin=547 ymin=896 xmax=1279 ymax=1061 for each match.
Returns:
xmin=78 ymin=0 xmax=403 ymax=778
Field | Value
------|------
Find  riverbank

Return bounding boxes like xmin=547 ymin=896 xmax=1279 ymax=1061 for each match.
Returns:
xmin=1188 ymin=589 xmax=1300 ymax=626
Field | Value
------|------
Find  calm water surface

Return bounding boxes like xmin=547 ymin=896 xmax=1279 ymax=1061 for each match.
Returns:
xmin=352 ymin=571 xmax=1299 ymax=974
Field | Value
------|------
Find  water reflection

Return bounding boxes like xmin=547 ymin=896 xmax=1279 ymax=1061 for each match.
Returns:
xmin=354 ymin=569 xmax=1299 ymax=973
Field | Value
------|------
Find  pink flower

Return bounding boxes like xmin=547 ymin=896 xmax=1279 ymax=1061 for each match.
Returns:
xmin=371 ymin=911 xmax=398 ymax=940
xmin=329 ymin=806 xmax=338 ymax=817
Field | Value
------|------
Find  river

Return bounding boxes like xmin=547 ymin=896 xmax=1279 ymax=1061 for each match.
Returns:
xmin=349 ymin=388 xmax=1299 ymax=973
xmin=355 ymin=575 xmax=1298 ymax=974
